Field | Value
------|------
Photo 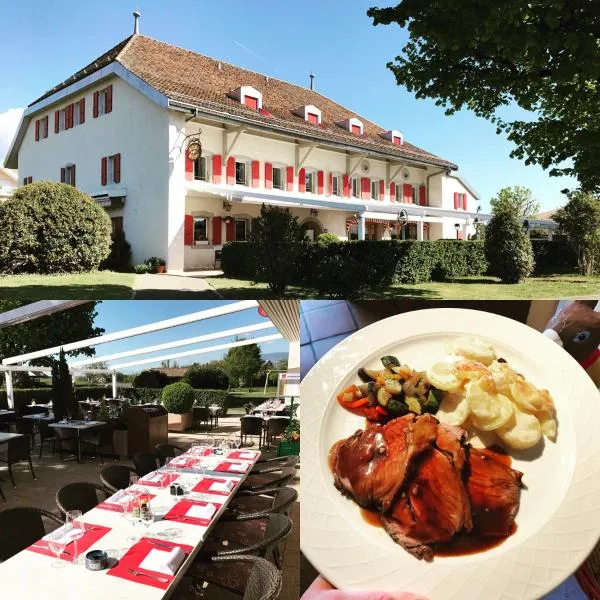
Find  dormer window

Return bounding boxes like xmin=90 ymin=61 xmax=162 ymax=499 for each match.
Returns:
xmin=380 ymin=130 xmax=404 ymax=146
xmin=336 ymin=117 xmax=364 ymax=136
xmin=228 ymin=86 xmax=263 ymax=110
xmin=294 ymin=105 xmax=322 ymax=125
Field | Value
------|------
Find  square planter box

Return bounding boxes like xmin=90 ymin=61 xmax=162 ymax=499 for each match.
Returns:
xmin=168 ymin=412 xmax=193 ymax=432
xmin=113 ymin=429 xmax=128 ymax=458
xmin=277 ymin=441 xmax=300 ymax=457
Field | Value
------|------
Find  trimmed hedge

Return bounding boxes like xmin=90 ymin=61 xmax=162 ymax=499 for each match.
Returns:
xmin=531 ymin=239 xmax=578 ymax=273
xmin=0 ymin=386 xmax=113 ymax=411
xmin=183 ymin=366 xmax=229 ymax=390
xmin=162 ymin=382 xmax=195 ymax=414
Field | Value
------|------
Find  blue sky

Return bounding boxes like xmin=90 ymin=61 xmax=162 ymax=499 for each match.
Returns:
xmin=72 ymin=301 xmax=288 ymax=373
xmin=0 ymin=0 xmax=576 ymax=211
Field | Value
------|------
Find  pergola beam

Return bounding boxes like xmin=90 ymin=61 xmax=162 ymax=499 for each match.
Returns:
xmin=0 ymin=301 xmax=90 ymax=329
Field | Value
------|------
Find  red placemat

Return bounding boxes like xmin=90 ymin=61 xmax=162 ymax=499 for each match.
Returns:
xmin=107 ymin=537 xmax=193 ymax=590
xmin=227 ymin=450 xmax=259 ymax=461
xmin=138 ymin=472 xmax=180 ymax=488
xmin=27 ymin=523 xmax=111 ymax=561
xmin=98 ymin=492 xmax=156 ymax=513
xmin=192 ymin=477 xmax=237 ymax=496
xmin=214 ymin=461 xmax=251 ymax=474
xmin=167 ymin=456 xmax=200 ymax=469
xmin=162 ymin=498 xmax=222 ymax=526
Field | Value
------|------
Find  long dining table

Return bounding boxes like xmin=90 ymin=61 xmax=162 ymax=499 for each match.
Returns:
xmin=0 ymin=446 xmax=261 ymax=599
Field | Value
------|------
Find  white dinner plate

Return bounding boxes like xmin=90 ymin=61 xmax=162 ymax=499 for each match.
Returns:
xmin=300 ymin=308 xmax=600 ymax=600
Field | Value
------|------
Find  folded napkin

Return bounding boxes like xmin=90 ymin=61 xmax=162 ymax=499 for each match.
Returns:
xmin=186 ymin=503 xmax=217 ymax=520
xmin=237 ymin=452 xmax=256 ymax=459
xmin=169 ymin=457 xmax=189 ymax=466
xmin=141 ymin=471 xmax=163 ymax=482
xmin=43 ymin=524 xmax=84 ymax=545
xmin=138 ymin=547 xmax=185 ymax=576
xmin=106 ymin=489 xmax=132 ymax=505
xmin=210 ymin=480 xmax=235 ymax=493
xmin=228 ymin=462 xmax=249 ymax=472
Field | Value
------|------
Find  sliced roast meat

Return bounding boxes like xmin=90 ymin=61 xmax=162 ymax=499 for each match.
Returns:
xmin=331 ymin=413 xmax=438 ymax=511
xmin=466 ymin=448 xmax=523 ymax=536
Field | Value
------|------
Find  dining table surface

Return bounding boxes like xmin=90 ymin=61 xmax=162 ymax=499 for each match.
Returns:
xmin=0 ymin=446 xmax=261 ymax=599
xmin=22 ymin=413 xmax=56 ymax=422
xmin=0 ymin=431 xmax=24 ymax=443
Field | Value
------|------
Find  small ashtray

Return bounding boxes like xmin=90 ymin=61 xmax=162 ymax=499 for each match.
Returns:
xmin=85 ymin=550 xmax=108 ymax=571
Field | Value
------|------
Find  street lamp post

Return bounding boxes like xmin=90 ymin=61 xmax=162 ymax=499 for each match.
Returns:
xmin=397 ymin=209 xmax=408 ymax=240
xmin=454 ymin=222 xmax=461 ymax=240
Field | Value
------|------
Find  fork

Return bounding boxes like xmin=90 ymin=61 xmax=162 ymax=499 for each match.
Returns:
xmin=127 ymin=568 xmax=170 ymax=583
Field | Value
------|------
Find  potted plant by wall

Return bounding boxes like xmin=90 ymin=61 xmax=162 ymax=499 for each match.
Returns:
xmin=144 ymin=257 xmax=166 ymax=274
xmin=162 ymin=382 xmax=195 ymax=432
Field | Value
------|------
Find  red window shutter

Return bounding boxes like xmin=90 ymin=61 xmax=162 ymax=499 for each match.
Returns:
xmin=308 ymin=113 xmax=319 ymax=125
xmin=317 ymin=170 xmax=324 ymax=195
xmin=80 ymin=98 xmax=85 ymax=124
xmin=454 ymin=192 xmax=459 ymax=209
xmin=343 ymin=175 xmax=350 ymax=197
xmin=361 ymin=177 xmax=370 ymax=200
xmin=113 ymin=154 xmax=121 ymax=183
xmin=212 ymin=155 xmax=222 ymax=184
xmin=184 ymin=215 xmax=194 ymax=246
xmin=328 ymin=172 xmax=333 ymax=195
xmin=379 ymin=180 xmax=385 ymax=200
xmin=298 ymin=168 xmax=306 ymax=193
xmin=44 ymin=116 xmax=49 ymax=137
xmin=462 ymin=194 xmax=467 ymax=211
xmin=93 ymin=92 xmax=99 ymax=118
xmin=106 ymin=85 xmax=113 ymax=113
xmin=419 ymin=185 xmax=427 ymax=206
xmin=286 ymin=166 xmax=294 ymax=191
xmin=244 ymin=96 xmax=258 ymax=110
xmin=35 ymin=120 xmax=40 ymax=141
xmin=60 ymin=167 xmax=66 ymax=183
xmin=251 ymin=160 xmax=260 ymax=188
xmin=226 ymin=218 xmax=235 ymax=241
xmin=67 ymin=104 xmax=73 ymax=129
xmin=226 ymin=157 xmax=236 ymax=185
xmin=393 ymin=136 xmax=401 ymax=145
xmin=212 ymin=216 xmax=222 ymax=245
xmin=351 ymin=124 xmax=361 ymax=136
xmin=71 ymin=165 xmax=76 ymax=187
xmin=55 ymin=111 xmax=60 ymax=133
xmin=390 ymin=182 xmax=396 ymax=201
xmin=264 ymin=162 xmax=273 ymax=189
xmin=101 ymin=157 xmax=108 ymax=186
xmin=403 ymin=183 xmax=412 ymax=204
xmin=185 ymin=149 xmax=194 ymax=181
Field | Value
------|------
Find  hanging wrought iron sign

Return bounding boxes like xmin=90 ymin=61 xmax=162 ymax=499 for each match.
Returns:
xmin=186 ymin=137 xmax=202 ymax=161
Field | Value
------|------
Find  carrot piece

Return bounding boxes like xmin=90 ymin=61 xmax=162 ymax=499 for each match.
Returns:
xmin=346 ymin=398 xmax=370 ymax=409
xmin=375 ymin=405 xmax=389 ymax=416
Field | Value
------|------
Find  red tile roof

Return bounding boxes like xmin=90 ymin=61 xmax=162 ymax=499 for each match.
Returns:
xmin=30 ymin=35 xmax=456 ymax=169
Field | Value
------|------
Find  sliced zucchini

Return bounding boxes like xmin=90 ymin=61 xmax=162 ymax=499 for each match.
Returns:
xmin=358 ymin=367 xmax=382 ymax=382
xmin=377 ymin=387 xmax=392 ymax=407
xmin=405 ymin=396 xmax=422 ymax=415
xmin=381 ymin=355 xmax=400 ymax=370
xmin=383 ymin=379 xmax=403 ymax=395
xmin=421 ymin=390 xmax=440 ymax=414
xmin=387 ymin=399 xmax=409 ymax=415
xmin=357 ymin=382 xmax=381 ymax=397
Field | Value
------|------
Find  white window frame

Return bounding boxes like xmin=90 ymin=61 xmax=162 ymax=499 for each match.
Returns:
xmin=371 ymin=179 xmax=378 ymax=200
xmin=234 ymin=217 xmax=250 ymax=241
xmin=98 ymin=89 xmax=108 ymax=116
xmin=305 ymin=169 xmax=317 ymax=194
xmin=192 ymin=214 xmax=211 ymax=245
xmin=59 ymin=108 xmax=66 ymax=132
xmin=194 ymin=155 xmax=210 ymax=182
xmin=73 ymin=100 xmax=82 ymax=127
xmin=331 ymin=174 xmax=340 ymax=197
xmin=272 ymin=166 xmax=284 ymax=190
xmin=64 ymin=164 xmax=76 ymax=186
xmin=235 ymin=160 xmax=249 ymax=186
xmin=40 ymin=117 xmax=48 ymax=139
xmin=412 ymin=185 xmax=418 ymax=204
xmin=352 ymin=177 xmax=361 ymax=199
xmin=395 ymin=182 xmax=402 ymax=202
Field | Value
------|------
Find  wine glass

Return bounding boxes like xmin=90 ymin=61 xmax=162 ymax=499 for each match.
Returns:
xmin=65 ymin=510 xmax=84 ymax=565
xmin=129 ymin=474 xmax=140 ymax=488
xmin=233 ymin=436 xmax=242 ymax=450
xmin=47 ymin=532 xmax=67 ymax=568
xmin=123 ymin=493 xmax=141 ymax=543
xmin=191 ymin=442 xmax=201 ymax=455
xmin=139 ymin=502 xmax=154 ymax=533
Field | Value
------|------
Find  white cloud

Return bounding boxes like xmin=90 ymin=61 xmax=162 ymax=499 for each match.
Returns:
xmin=0 ymin=108 xmax=24 ymax=163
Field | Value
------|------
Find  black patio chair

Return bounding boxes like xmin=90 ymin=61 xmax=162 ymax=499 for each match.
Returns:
xmin=155 ymin=442 xmax=185 ymax=466
xmin=80 ymin=424 xmax=114 ymax=464
xmin=54 ymin=426 xmax=76 ymax=460
xmin=223 ymin=486 xmax=298 ymax=521
xmin=55 ymin=482 xmax=109 ymax=516
xmin=0 ymin=506 xmax=63 ymax=562
xmin=250 ymin=455 xmax=298 ymax=474
xmin=0 ymin=435 xmax=36 ymax=488
xmin=133 ymin=452 xmax=159 ymax=477
xmin=100 ymin=464 xmax=138 ymax=493
xmin=240 ymin=416 xmax=264 ymax=448
xmin=37 ymin=420 xmax=58 ymax=459
xmin=263 ymin=417 xmax=290 ymax=448
xmin=193 ymin=406 xmax=210 ymax=429
xmin=239 ymin=467 xmax=297 ymax=493
xmin=15 ymin=418 xmax=36 ymax=450
xmin=173 ymin=555 xmax=281 ymax=600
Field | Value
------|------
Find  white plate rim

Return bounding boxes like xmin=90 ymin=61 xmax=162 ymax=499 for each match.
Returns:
xmin=300 ymin=308 xmax=600 ymax=600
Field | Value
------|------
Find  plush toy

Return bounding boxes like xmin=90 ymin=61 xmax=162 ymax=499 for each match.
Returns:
xmin=544 ymin=300 xmax=600 ymax=369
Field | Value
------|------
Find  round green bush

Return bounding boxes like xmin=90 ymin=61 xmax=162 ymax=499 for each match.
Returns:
xmin=134 ymin=263 xmax=149 ymax=274
xmin=133 ymin=370 xmax=169 ymax=389
xmin=316 ymin=232 xmax=340 ymax=246
xmin=162 ymin=382 xmax=195 ymax=414
xmin=182 ymin=366 xmax=229 ymax=390
xmin=484 ymin=210 xmax=535 ymax=283
xmin=0 ymin=181 xmax=112 ymax=274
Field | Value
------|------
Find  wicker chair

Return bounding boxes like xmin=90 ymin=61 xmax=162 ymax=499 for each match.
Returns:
xmin=0 ymin=435 xmax=36 ymax=488
xmin=133 ymin=452 xmax=159 ymax=477
xmin=192 ymin=406 xmax=210 ymax=429
xmin=155 ymin=443 xmax=185 ymax=466
xmin=223 ymin=486 xmax=298 ymax=521
xmin=15 ymin=418 xmax=36 ymax=450
xmin=37 ymin=420 xmax=58 ymax=460
xmin=173 ymin=555 xmax=281 ymax=600
xmin=239 ymin=467 xmax=297 ymax=493
xmin=80 ymin=424 xmax=115 ymax=464
xmin=263 ymin=416 xmax=290 ymax=448
xmin=54 ymin=427 xmax=76 ymax=460
xmin=100 ymin=465 xmax=138 ymax=493
xmin=55 ymin=482 xmax=109 ymax=516
xmin=250 ymin=455 xmax=299 ymax=474
xmin=0 ymin=506 xmax=63 ymax=562
xmin=240 ymin=416 xmax=264 ymax=448
xmin=187 ymin=515 xmax=291 ymax=593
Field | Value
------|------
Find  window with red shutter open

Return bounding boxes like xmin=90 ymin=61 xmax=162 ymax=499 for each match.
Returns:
xmin=308 ymin=113 xmax=319 ymax=125
xmin=351 ymin=124 xmax=361 ymax=136
xmin=244 ymin=96 xmax=259 ymax=110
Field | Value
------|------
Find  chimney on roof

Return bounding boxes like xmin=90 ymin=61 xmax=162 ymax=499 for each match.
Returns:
xmin=133 ymin=10 xmax=141 ymax=34
xmin=309 ymin=72 xmax=315 ymax=91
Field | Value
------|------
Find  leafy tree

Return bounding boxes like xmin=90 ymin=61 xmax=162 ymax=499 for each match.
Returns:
xmin=160 ymin=359 xmax=180 ymax=368
xmin=182 ymin=365 xmax=229 ymax=390
xmin=222 ymin=341 xmax=263 ymax=388
xmin=0 ymin=301 xmax=103 ymax=367
xmin=490 ymin=187 xmax=540 ymax=217
xmin=368 ymin=2 xmax=600 ymax=192
xmin=51 ymin=349 xmax=76 ymax=421
xmin=484 ymin=208 xmax=535 ymax=283
xmin=251 ymin=204 xmax=306 ymax=295
xmin=132 ymin=369 xmax=169 ymax=389
xmin=553 ymin=190 xmax=600 ymax=275
xmin=77 ymin=361 xmax=110 ymax=386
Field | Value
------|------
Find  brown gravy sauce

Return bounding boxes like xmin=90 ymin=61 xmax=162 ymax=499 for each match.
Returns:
xmin=358 ymin=445 xmax=517 ymax=557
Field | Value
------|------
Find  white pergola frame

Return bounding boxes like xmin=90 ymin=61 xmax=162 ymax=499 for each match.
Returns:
xmin=1 ymin=300 xmax=284 ymax=408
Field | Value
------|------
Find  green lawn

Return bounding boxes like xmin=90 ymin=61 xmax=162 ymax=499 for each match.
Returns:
xmin=207 ymin=273 xmax=600 ymax=299
xmin=0 ymin=271 xmax=135 ymax=299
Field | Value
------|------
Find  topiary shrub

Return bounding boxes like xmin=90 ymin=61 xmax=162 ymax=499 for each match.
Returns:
xmin=484 ymin=210 xmax=535 ymax=283
xmin=162 ymin=382 xmax=195 ymax=414
xmin=0 ymin=181 xmax=111 ymax=274
xmin=316 ymin=232 xmax=340 ymax=246
xmin=134 ymin=263 xmax=149 ymax=274
xmin=133 ymin=370 xmax=169 ymax=389
xmin=100 ymin=231 xmax=132 ymax=271
xmin=182 ymin=366 xmax=229 ymax=390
